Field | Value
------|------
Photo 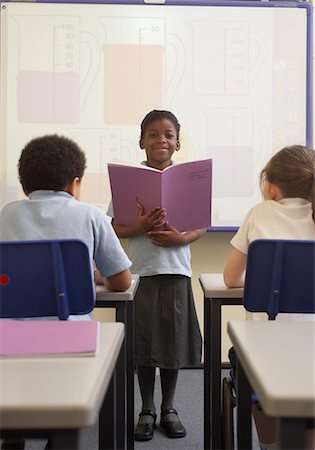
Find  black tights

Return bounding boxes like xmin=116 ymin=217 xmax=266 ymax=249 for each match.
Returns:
xmin=137 ymin=365 xmax=178 ymax=413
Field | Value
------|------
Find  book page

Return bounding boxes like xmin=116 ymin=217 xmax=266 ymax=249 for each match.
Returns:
xmin=108 ymin=164 xmax=162 ymax=225
xmin=162 ymin=159 xmax=212 ymax=231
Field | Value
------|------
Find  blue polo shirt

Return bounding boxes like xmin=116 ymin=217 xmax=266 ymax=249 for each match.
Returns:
xmin=0 ymin=190 xmax=132 ymax=319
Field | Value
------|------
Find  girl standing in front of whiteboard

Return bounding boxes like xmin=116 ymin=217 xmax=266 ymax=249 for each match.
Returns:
xmin=223 ymin=144 xmax=315 ymax=450
xmin=107 ymin=110 xmax=205 ymax=441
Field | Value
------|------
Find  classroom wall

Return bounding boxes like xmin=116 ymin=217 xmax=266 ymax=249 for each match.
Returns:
xmin=189 ymin=232 xmax=246 ymax=362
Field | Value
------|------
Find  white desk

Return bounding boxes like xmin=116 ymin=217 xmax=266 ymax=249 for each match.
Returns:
xmin=95 ymin=275 xmax=139 ymax=450
xmin=0 ymin=322 xmax=124 ymax=450
xmin=199 ymin=273 xmax=243 ymax=450
xmin=228 ymin=320 xmax=315 ymax=450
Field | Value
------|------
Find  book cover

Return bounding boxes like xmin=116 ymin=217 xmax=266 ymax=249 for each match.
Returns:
xmin=0 ymin=320 xmax=99 ymax=357
xmin=108 ymin=159 xmax=212 ymax=232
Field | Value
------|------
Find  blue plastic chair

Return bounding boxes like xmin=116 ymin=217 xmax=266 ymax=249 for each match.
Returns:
xmin=222 ymin=239 xmax=315 ymax=449
xmin=0 ymin=239 xmax=95 ymax=320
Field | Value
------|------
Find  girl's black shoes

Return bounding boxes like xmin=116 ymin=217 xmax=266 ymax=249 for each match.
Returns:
xmin=160 ymin=408 xmax=186 ymax=438
xmin=134 ymin=410 xmax=157 ymax=441
xmin=135 ymin=408 xmax=186 ymax=440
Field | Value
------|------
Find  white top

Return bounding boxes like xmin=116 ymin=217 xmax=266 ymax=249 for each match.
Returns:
xmin=227 ymin=320 xmax=315 ymax=418
xmin=231 ymin=198 xmax=315 ymax=321
xmin=107 ymin=161 xmax=192 ymax=277
xmin=123 ymin=233 xmax=192 ymax=277
xmin=0 ymin=322 xmax=124 ymax=428
xmin=231 ymin=198 xmax=315 ymax=255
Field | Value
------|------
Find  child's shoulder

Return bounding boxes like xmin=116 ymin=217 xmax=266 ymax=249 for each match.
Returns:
xmin=245 ymin=200 xmax=267 ymax=217
xmin=0 ymin=199 xmax=27 ymax=215
xmin=243 ymin=200 xmax=277 ymax=224
xmin=75 ymin=200 xmax=106 ymax=216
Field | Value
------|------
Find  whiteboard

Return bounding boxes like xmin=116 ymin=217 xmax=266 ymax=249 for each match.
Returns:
xmin=0 ymin=0 xmax=312 ymax=229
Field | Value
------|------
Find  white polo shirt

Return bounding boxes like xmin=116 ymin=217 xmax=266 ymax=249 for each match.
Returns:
xmin=231 ymin=198 xmax=315 ymax=321
xmin=232 ymin=198 xmax=315 ymax=254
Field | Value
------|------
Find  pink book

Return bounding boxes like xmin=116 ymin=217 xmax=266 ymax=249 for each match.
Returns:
xmin=0 ymin=320 xmax=99 ymax=357
xmin=108 ymin=159 xmax=212 ymax=232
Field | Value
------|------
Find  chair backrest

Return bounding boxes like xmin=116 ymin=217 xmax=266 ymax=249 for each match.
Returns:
xmin=243 ymin=239 xmax=315 ymax=320
xmin=0 ymin=239 xmax=95 ymax=320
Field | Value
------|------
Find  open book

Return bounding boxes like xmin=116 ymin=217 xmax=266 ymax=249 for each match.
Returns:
xmin=108 ymin=159 xmax=212 ymax=232
xmin=0 ymin=320 xmax=99 ymax=357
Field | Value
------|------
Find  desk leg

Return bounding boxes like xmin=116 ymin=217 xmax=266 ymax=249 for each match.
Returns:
xmin=278 ymin=418 xmax=305 ymax=449
xmin=204 ymin=296 xmax=211 ymax=450
xmin=116 ymin=303 xmax=134 ymax=450
xmin=236 ymin=357 xmax=252 ymax=450
xmin=49 ymin=429 xmax=80 ymax=449
xmin=99 ymin=369 xmax=116 ymax=450
xmin=126 ymin=301 xmax=135 ymax=450
xmin=204 ymin=297 xmax=223 ymax=450
xmin=114 ymin=305 xmax=127 ymax=450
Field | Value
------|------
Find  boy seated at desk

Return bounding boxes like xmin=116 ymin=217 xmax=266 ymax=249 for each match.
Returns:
xmin=0 ymin=134 xmax=132 ymax=450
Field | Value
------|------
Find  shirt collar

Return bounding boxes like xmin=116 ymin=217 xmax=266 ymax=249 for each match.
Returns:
xmin=141 ymin=160 xmax=176 ymax=168
xmin=28 ymin=190 xmax=73 ymax=200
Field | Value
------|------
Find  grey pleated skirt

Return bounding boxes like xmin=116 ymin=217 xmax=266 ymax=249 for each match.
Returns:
xmin=134 ymin=275 xmax=202 ymax=369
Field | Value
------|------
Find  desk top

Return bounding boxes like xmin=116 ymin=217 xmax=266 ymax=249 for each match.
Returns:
xmin=96 ymin=274 xmax=139 ymax=302
xmin=0 ymin=322 xmax=124 ymax=429
xmin=228 ymin=320 xmax=315 ymax=418
xmin=199 ymin=273 xmax=243 ymax=298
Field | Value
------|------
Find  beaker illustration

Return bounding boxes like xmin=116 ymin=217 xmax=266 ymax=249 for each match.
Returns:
xmin=205 ymin=108 xmax=254 ymax=197
xmin=99 ymin=17 xmax=165 ymax=125
xmin=12 ymin=14 xmax=98 ymax=123
xmin=187 ymin=20 xmax=267 ymax=96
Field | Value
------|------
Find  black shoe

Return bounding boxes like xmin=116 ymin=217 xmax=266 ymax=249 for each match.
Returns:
xmin=135 ymin=410 xmax=157 ymax=441
xmin=160 ymin=408 xmax=186 ymax=438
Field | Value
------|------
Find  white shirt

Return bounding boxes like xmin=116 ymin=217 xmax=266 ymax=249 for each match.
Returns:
xmin=232 ymin=198 xmax=315 ymax=255
xmin=231 ymin=198 xmax=315 ymax=321
xmin=107 ymin=200 xmax=192 ymax=277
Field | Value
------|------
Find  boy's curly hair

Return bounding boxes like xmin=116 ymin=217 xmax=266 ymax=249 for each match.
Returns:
xmin=18 ymin=134 xmax=87 ymax=193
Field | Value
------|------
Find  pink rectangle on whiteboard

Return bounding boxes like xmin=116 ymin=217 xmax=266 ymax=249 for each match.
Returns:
xmin=17 ymin=71 xmax=80 ymax=123
xmin=103 ymin=44 xmax=164 ymax=124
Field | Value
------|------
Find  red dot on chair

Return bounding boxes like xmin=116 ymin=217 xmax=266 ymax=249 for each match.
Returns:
xmin=0 ymin=274 xmax=9 ymax=285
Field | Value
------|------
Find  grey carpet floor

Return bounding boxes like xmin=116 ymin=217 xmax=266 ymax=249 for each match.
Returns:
xmin=2 ymin=368 xmax=260 ymax=450
xmin=134 ymin=368 xmax=259 ymax=450
xmin=134 ymin=368 xmax=204 ymax=450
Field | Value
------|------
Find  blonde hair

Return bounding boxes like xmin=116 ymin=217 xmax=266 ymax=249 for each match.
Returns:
xmin=260 ymin=145 xmax=315 ymax=221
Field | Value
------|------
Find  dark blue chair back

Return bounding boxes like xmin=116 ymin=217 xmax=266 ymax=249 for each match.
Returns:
xmin=243 ymin=239 xmax=315 ymax=320
xmin=0 ymin=240 xmax=95 ymax=320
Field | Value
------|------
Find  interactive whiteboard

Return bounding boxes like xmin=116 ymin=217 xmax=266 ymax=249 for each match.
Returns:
xmin=0 ymin=0 xmax=312 ymax=229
